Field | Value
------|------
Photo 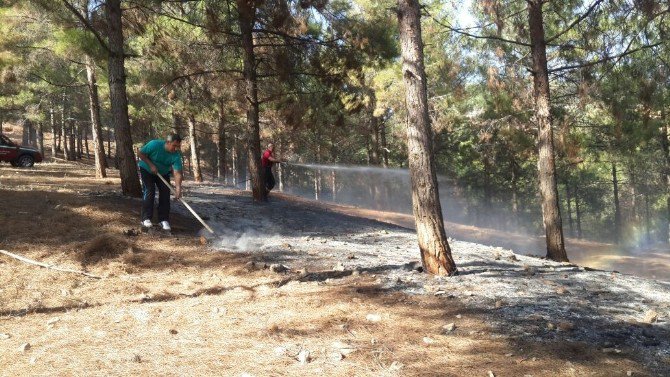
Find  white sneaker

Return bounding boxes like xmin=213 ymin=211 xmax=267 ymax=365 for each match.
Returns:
xmin=141 ymin=219 xmax=153 ymax=228
xmin=160 ymin=221 xmax=171 ymax=231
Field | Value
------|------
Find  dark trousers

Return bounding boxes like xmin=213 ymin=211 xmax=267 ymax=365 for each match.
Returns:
xmin=264 ymin=166 xmax=276 ymax=192
xmin=140 ymin=168 xmax=171 ymax=222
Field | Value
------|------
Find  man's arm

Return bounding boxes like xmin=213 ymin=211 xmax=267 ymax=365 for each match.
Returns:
xmin=138 ymin=151 xmax=158 ymax=174
xmin=173 ymin=170 xmax=183 ymax=199
xmin=268 ymin=155 xmax=284 ymax=163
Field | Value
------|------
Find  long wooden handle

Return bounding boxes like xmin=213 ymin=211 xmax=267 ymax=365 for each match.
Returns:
xmin=156 ymin=173 xmax=216 ymax=235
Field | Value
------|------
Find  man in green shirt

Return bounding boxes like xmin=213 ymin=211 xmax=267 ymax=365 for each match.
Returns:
xmin=137 ymin=134 xmax=184 ymax=231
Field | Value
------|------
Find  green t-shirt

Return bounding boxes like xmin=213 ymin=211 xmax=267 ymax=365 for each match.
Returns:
xmin=138 ymin=140 xmax=183 ymax=175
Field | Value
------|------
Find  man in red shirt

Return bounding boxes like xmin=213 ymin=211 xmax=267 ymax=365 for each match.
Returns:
xmin=261 ymin=143 xmax=283 ymax=194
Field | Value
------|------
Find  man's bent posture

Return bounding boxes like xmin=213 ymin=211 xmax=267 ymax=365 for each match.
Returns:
xmin=138 ymin=134 xmax=183 ymax=231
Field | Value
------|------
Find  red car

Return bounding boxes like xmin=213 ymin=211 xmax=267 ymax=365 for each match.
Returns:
xmin=0 ymin=134 xmax=43 ymax=167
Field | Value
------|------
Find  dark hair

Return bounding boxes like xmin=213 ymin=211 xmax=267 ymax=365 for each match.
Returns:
xmin=166 ymin=133 xmax=182 ymax=142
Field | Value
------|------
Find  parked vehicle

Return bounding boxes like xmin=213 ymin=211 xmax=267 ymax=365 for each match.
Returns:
xmin=0 ymin=134 xmax=43 ymax=167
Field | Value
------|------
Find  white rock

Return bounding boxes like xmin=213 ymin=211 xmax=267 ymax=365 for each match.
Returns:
xmin=0 ymin=333 xmax=10 ymax=340
xmin=297 ymin=349 xmax=311 ymax=364
xmin=273 ymin=346 xmax=287 ymax=357
xmin=19 ymin=343 xmax=30 ymax=352
xmin=423 ymin=337 xmax=435 ymax=344
xmin=443 ymin=323 xmax=456 ymax=332
xmin=333 ymin=263 xmax=345 ymax=272
xmin=29 ymin=356 xmax=37 ymax=364
xmin=47 ymin=317 xmax=60 ymax=326
xmin=366 ymin=314 xmax=382 ymax=322
xmin=389 ymin=361 xmax=404 ymax=371
xmin=331 ymin=341 xmax=356 ymax=355
xmin=329 ymin=352 xmax=344 ymax=361
xmin=488 ymin=371 xmax=496 ymax=377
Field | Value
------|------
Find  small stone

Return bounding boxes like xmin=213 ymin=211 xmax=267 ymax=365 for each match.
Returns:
xmin=199 ymin=236 xmax=208 ymax=245
xmin=495 ymin=300 xmax=504 ymax=309
xmin=423 ymin=337 xmax=435 ymax=344
xmin=456 ymin=314 xmax=462 ymax=319
xmin=244 ymin=261 xmax=257 ymax=271
xmin=627 ymin=371 xmax=632 ymax=376
xmin=0 ymin=333 xmax=10 ymax=340
xmin=434 ymin=290 xmax=446 ymax=296
xmin=29 ymin=356 xmax=37 ymax=364
xmin=488 ymin=371 xmax=496 ymax=377
xmin=443 ymin=323 xmax=456 ymax=332
xmin=643 ymin=310 xmax=658 ymax=324
xmin=333 ymin=263 xmax=345 ymax=272
xmin=555 ymin=287 xmax=568 ymax=295
xmin=366 ymin=314 xmax=382 ymax=322
xmin=169 ymin=329 xmax=178 ymax=335
xmin=297 ymin=349 xmax=310 ymax=364
xmin=505 ymin=353 xmax=513 ymax=357
xmin=47 ymin=317 xmax=60 ymax=326
xmin=347 ymin=254 xmax=356 ymax=260
xmin=546 ymin=323 xmax=556 ymax=331
xmin=329 ymin=351 xmax=344 ymax=361
xmin=331 ymin=341 xmax=356 ymax=355
xmin=19 ymin=343 xmax=30 ymax=352
xmin=269 ymin=264 xmax=288 ymax=273
xmin=297 ymin=268 xmax=308 ymax=275
xmin=352 ymin=268 xmax=361 ymax=276
xmin=273 ymin=346 xmax=287 ymax=356
xmin=389 ymin=361 xmax=404 ymax=371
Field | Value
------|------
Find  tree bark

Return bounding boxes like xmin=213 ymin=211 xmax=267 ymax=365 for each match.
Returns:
xmin=380 ymin=120 xmax=389 ymax=167
xmin=612 ymin=162 xmax=621 ymax=244
xmin=105 ymin=0 xmax=142 ymax=196
xmin=36 ymin=122 xmax=44 ymax=157
xmin=565 ymin=181 xmax=574 ymax=237
xmin=86 ymin=55 xmax=107 ymax=177
xmin=75 ymin=121 xmax=83 ymax=159
xmin=217 ymin=99 xmax=227 ymax=181
xmin=50 ymin=106 xmax=57 ymax=160
xmin=528 ymin=0 xmax=568 ymax=262
xmin=67 ymin=120 xmax=76 ymax=161
xmin=237 ymin=0 xmax=265 ymax=201
xmin=661 ymin=113 xmax=670 ymax=243
xmin=397 ymin=0 xmax=457 ymax=276
xmin=84 ymin=124 xmax=90 ymax=158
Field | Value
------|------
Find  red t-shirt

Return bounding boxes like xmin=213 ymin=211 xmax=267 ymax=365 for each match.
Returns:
xmin=261 ymin=149 xmax=273 ymax=168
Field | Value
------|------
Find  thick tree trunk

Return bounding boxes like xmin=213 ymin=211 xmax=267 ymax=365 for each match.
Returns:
xmin=217 ymin=99 xmax=227 ymax=181
xmin=528 ymin=0 xmax=568 ymax=262
xmin=86 ymin=55 xmax=107 ymax=177
xmin=237 ymin=0 xmax=265 ymax=201
xmin=397 ymin=0 xmax=457 ymax=275
xmin=612 ymin=162 xmax=622 ymax=244
xmin=50 ymin=106 xmax=57 ymax=160
xmin=188 ymin=114 xmax=202 ymax=182
xmin=105 ymin=0 xmax=142 ymax=196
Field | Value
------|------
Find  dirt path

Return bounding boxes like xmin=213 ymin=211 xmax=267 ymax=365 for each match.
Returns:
xmin=1 ymin=163 xmax=669 ymax=376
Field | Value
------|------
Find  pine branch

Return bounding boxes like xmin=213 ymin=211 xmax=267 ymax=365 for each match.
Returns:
xmin=548 ymin=41 xmax=663 ymax=73
xmin=432 ymin=18 xmax=531 ymax=47
xmin=545 ymin=0 xmax=606 ymax=44
xmin=60 ymin=0 xmax=111 ymax=54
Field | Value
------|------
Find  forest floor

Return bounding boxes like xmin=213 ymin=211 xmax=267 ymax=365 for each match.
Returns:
xmin=1 ymin=161 xmax=670 ymax=376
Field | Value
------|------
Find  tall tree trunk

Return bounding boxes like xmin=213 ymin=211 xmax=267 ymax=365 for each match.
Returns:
xmin=528 ymin=0 xmax=568 ymax=262
xmin=574 ymin=182 xmax=583 ymax=239
xmin=105 ymin=0 xmax=142 ymax=196
xmin=397 ymin=0 xmax=457 ymax=276
xmin=36 ymin=122 xmax=44 ymax=157
xmin=22 ymin=120 xmax=31 ymax=146
xmin=50 ymin=106 xmax=57 ymax=161
xmin=565 ymin=181 xmax=574 ymax=237
xmin=217 ymin=99 xmax=227 ymax=181
xmin=63 ymin=115 xmax=70 ymax=160
xmin=86 ymin=55 xmax=107 ymax=177
xmin=75 ymin=121 xmax=83 ymax=159
xmin=612 ymin=162 xmax=622 ymax=244
xmin=278 ymin=162 xmax=284 ymax=192
xmin=68 ymin=120 xmax=76 ymax=161
xmin=106 ymin=127 xmax=112 ymax=160
xmin=187 ymin=110 xmax=203 ymax=183
xmin=232 ymin=138 xmax=238 ymax=186
xmin=237 ymin=0 xmax=265 ymax=201
xmin=380 ymin=120 xmax=389 ymax=167
xmin=661 ymin=113 xmax=670 ymax=243
xmin=84 ymin=124 xmax=90 ymax=158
